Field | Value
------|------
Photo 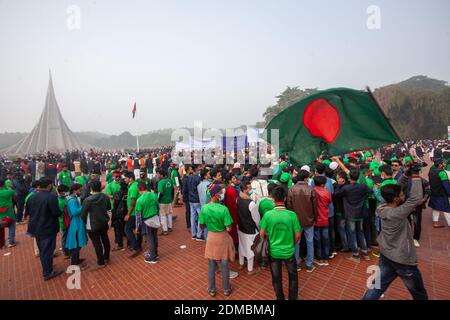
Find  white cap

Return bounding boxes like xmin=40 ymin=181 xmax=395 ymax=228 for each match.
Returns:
xmin=301 ymin=165 xmax=310 ymax=172
xmin=329 ymin=162 xmax=339 ymax=170
xmin=233 ymin=162 xmax=241 ymax=169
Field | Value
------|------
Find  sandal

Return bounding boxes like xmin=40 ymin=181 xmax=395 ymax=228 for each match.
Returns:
xmin=224 ymin=289 xmax=232 ymax=297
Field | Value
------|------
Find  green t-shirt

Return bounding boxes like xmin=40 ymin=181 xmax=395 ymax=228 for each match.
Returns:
xmin=74 ymin=175 xmax=87 ymax=186
xmin=171 ymin=169 xmax=179 ymax=187
xmin=105 ymin=171 xmax=114 ymax=184
xmin=258 ymin=198 xmax=275 ymax=217
xmin=105 ymin=181 xmax=121 ymax=208
xmin=381 ymin=178 xmax=397 ymax=187
xmin=199 ymin=202 xmax=233 ymax=232
xmin=157 ymin=178 xmax=174 ymax=204
xmin=127 ymin=181 xmax=140 ymax=216
xmin=58 ymin=170 xmax=72 ymax=187
xmin=137 ymin=178 xmax=151 ymax=186
xmin=0 ymin=187 xmax=16 ymax=219
xmin=57 ymin=196 xmax=67 ymax=231
xmin=259 ymin=207 xmax=301 ymax=260
xmin=135 ymin=192 xmax=159 ymax=219
xmin=438 ymin=170 xmax=449 ymax=182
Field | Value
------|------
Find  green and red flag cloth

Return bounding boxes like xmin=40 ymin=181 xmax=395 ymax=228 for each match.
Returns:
xmin=264 ymin=88 xmax=401 ymax=166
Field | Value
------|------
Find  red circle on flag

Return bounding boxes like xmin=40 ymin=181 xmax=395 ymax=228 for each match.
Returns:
xmin=303 ymin=98 xmax=341 ymax=144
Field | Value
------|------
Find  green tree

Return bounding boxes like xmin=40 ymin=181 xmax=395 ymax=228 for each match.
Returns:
xmin=263 ymin=86 xmax=318 ymax=125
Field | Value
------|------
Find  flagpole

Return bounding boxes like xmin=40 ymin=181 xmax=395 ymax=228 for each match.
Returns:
xmin=136 ymin=107 xmax=140 ymax=152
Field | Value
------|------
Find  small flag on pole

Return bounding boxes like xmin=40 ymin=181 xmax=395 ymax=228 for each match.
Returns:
xmin=132 ymin=103 xmax=137 ymax=119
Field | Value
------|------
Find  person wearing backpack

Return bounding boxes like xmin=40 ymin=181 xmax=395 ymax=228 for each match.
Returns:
xmin=111 ymin=181 xmax=128 ymax=251
xmin=81 ymin=180 xmax=111 ymax=270
xmin=56 ymin=184 xmax=70 ymax=259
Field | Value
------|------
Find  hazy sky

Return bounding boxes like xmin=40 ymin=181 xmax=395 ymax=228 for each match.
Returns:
xmin=0 ymin=0 xmax=449 ymax=135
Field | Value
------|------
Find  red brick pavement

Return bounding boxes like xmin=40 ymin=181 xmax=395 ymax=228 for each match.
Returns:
xmin=1 ymin=203 xmax=449 ymax=300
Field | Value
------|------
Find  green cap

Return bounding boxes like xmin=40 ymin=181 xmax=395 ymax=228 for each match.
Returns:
xmin=322 ymin=159 xmax=331 ymax=165
xmin=404 ymin=156 xmax=413 ymax=163
xmin=390 ymin=157 xmax=398 ymax=162
xmin=373 ymin=168 xmax=381 ymax=176
xmin=343 ymin=157 xmax=349 ymax=164
xmin=110 ymin=164 xmax=117 ymax=169
xmin=364 ymin=152 xmax=373 ymax=158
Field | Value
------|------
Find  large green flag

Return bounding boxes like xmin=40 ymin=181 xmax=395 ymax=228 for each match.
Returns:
xmin=264 ymin=88 xmax=401 ymax=166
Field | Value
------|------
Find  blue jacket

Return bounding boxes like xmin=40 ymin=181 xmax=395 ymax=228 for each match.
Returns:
xmin=334 ymin=183 xmax=369 ymax=220
xmin=65 ymin=196 xmax=88 ymax=250
xmin=186 ymin=174 xmax=201 ymax=203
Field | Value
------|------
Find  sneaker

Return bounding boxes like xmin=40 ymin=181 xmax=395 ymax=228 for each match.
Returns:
xmin=313 ymin=259 xmax=326 ymax=266
xmin=297 ymin=265 xmax=302 ymax=272
xmin=340 ymin=248 xmax=351 ymax=253
xmin=89 ymin=264 xmax=106 ymax=272
xmin=306 ymin=265 xmax=316 ymax=273
xmin=247 ymin=268 xmax=261 ymax=276
xmin=433 ymin=222 xmax=444 ymax=228
xmin=161 ymin=231 xmax=169 ymax=236
xmin=321 ymin=260 xmax=329 ymax=266
xmin=44 ymin=269 xmax=64 ymax=281
xmin=128 ymin=249 xmax=141 ymax=258
xmin=6 ymin=242 xmax=16 ymax=248
xmin=229 ymin=270 xmax=239 ymax=279
xmin=196 ymin=237 xmax=205 ymax=242
xmin=208 ymin=290 xmax=216 ymax=297
xmin=413 ymin=240 xmax=420 ymax=248
xmin=372 ymin=251 xmax=380 ymax=258
xmin=191 ymin=236 xmax=197 ymax=240
xmin=224 ymin=288 xmax=232 ymax=297
xmin=346 ymin=255 xmax=361 ymax=263
xmin=144 ymin=257 xmax=159 ymax=264
xmin=112 ymin=246 xmax=124 ymax=251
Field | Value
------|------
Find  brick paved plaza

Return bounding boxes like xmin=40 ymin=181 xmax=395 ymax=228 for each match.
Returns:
xmin=1 ymin=204 xmax=449 ymax=300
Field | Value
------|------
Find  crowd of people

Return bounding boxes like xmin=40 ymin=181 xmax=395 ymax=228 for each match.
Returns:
xmin=0 ymin=139 xmax=449 ymax=300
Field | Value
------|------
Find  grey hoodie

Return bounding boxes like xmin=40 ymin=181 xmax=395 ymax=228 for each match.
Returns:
xmin=376 ymin=178 xmax=423 ymax=266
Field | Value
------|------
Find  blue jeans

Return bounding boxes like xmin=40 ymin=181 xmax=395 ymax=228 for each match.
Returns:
xmin=313 ymin=226 xmax=330 ymax=260
xmin=124 ymin=216 xmax=142 ymax=250
xmin=336 ymin=215 xmax=349 ymax=250
xmin=189 ymin=203 xmax=202 ymax=238
xmin=208 ymin=259 xmax=230 ymax=292
xmin=295 ymin=226 xmax=314 ymax=268
xmin=347 ymin=220 xmax=368 ymax=256
xmin=363 ymin=254 xmax=428 ymax=300
xmin=35 ymin=235 xmax=57 ymax=278
xmin=8 ymin=220 xmax=16 ymax=243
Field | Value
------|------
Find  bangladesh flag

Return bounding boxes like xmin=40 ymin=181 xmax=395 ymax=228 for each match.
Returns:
xmin=264 ymin=88 xmax=401 ymax=166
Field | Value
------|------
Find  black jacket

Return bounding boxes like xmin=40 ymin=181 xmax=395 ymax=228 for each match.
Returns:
xmin=334 ymin=183 xmax=369 ymax=220
xmin=82 ymin=193 xmax=111 ymax=233
xmin=27 ymin=191 xmax=60 ymax=237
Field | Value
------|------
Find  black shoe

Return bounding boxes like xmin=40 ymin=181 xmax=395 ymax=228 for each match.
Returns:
xmin=44 ymin=269 xmax=64 ymax=281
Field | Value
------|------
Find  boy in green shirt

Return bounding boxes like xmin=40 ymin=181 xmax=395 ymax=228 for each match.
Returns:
xmin=105 ymin=172 xmax=122 ymax=208
xmin=57 ymin=164 xmax=72 ymax=188
xmin=124 ymin=172 xmax=142 ymax=257
xmin=158 ymin=170 xmax=174 ymax=235
xmin=260 ymin=185 xmax=300 ymax=300
xmin=199 ymin=183 xmax=235 ymax=297
xmin=135 ymin=183 xmax=160 ymax=264
xmin=0 ymin=178 xmax=16 ymax=248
